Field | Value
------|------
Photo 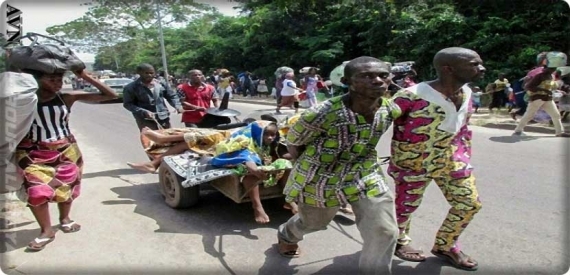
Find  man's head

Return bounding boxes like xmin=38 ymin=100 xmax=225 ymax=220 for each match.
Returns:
xmin=498 ymin=73 xmax=505 ymax=80
xmin=136 ymin=63 xmax=155 ymax=84
xmin=188 ymin=69 xmax=204 ymax=85
xmin=343 ymin=56 xmax=391 ymax=99
xmin=433 ymin=47 xmax=485 ymax=85
xmin=285 ymin=72 xmax=294 ymax=80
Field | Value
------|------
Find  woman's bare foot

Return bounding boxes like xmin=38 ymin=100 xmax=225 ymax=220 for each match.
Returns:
xmin=253 ymin=205 xmax=270 ymax=224
xmin=283 ymin=202 xmax=298 ymax=214
xmin=127 ymin=162 xmax=157 ymax=173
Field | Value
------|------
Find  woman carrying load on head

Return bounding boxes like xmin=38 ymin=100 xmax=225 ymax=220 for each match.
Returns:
xmin=14 ymin=61 xmax=117 ymax=250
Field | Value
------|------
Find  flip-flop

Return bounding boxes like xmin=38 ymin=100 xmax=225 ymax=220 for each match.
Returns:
xmin=27 ymin=236 xmax=55 ymax=251
xmin=278 ymin=239 xmax=301 ymax=258
xmin=431 ymin=249 xmax=478 ymax=271
xmin=59 ymin=221 xmax=81 ymax=233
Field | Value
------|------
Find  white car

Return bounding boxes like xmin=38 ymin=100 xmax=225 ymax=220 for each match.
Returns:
xmin=84 ymin=78 xmax=133 ymax=102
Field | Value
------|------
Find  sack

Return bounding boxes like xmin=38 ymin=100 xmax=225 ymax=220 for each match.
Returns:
xmin=7 ymin=44 xmax=86 ymax=74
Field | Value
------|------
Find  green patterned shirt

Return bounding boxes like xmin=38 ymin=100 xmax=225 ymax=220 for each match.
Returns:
xmin=283 ymin=96 xmax=401 ymax=207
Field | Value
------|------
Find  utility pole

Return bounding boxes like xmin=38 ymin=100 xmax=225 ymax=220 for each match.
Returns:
xmin=155 ymin=0 xmax=169 ymax=87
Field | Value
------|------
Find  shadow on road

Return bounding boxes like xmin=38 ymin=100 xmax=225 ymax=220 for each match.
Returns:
xmin=488 ymin=135 xmax=547 ymax=143
xmin=82 ymin=168 xmax=143 ymax=179
xmin=101 ymin=182 xmax=335 ymax=275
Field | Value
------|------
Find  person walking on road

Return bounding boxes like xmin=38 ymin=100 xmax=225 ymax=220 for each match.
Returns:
xmin=388 ymin=47 xmax=484 ymax=271
xmin=276 ymin=56 xmax=400 ymax=275
xmin=123 ymin=63 xmax=184 ymax=131
xmin=513 ymin=52 xmax=570 ymax=137
xmin=16 ymin=68 xmax=117 ymax=251
xmin=178 ymin=69 xmax=219 ymax=128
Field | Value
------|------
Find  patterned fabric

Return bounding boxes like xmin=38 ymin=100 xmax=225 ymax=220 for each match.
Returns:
xmin=388 ymin=83 xmax=482 ymax=251
xmin=283 ymin=95 xmax=400 ymax=208
xmin=16 ymin=136 xmax=83 ymax=206
xmin=211 ymin=120 xmax=293 ymax=186
xmin=212 ymin=120 xmax=275 ymax=167
xmin=528 ymin=77 xmax=558 ymax=102
xmin=183 ymin=128 xmax=232 ymax=155
xmin=140 ymin=127 xmax=232 ymax=160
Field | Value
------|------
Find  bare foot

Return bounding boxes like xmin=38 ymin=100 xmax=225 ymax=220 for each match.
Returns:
xmin=283 ymin=202 xmax=298 ymax=214
xmin=127 ymin=162 xmax=157 ymax=173
xmin=253 ymin=206 xmax=270 ymax=224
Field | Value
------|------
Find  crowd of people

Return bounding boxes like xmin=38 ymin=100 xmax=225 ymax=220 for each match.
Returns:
xmin=3 ymin=42 xmax=569 ymax=275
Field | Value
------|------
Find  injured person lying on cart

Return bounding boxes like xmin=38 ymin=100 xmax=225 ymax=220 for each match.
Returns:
xmin=127 ymin=120 xmax=297 ymax=223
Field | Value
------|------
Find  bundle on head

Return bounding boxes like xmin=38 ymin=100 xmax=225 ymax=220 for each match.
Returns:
xmin=7 ymin=44 xmax=85 ymax=74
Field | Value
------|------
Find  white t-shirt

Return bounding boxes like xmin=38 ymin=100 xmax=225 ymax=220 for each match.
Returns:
xmin=281 ymin=79 xmax=296 ymax=96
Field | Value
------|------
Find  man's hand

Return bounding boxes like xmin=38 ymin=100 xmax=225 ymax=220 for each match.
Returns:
xmin=177 ymin=107 xmax=185 ymax=114
xmin=145 ymin=111 xmax=154 ymax=118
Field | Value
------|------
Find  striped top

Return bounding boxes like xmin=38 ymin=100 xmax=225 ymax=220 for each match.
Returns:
xmin=28 ymin=93 xmax=72 ymax=143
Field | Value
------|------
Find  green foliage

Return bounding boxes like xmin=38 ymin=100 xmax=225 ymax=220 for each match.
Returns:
xmin=49 ymin=0 xmax=569 ymax=86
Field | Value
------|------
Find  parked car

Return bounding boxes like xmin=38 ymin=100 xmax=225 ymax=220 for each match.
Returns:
xmin=84 ymin=78 xmax=133 ymax=102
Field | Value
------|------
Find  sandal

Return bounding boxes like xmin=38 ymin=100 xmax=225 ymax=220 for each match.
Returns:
xmin=431 ymin=249 xmax=478 ymax=271
xmin=394 ymin=244 xmax=426 ymax=262
xmin=278 ymin=239 xmax=301 ymax=258
xmin=27 ymin=236 xmax=55 ymax=251
xmin=339 ymin=206 xmax=354 ymax=215
xmin=59 ymin=220 xmax=81 ymax=233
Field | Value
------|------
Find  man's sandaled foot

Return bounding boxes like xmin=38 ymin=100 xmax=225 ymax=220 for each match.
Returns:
xmin=431 ymin=249 xmax=478 ymax=271
xmin=27 ymin=235 xmax=55 ymax=251
xmin=278 ymin=239 xmax=301 ymax=258
xmin=127 ymin=162 xmax=157 ymax=173
xmin=253 ymin=206 xmax=270 ymax=224
xmin=394 ymin=244 xmax=426 ymax=262
xmin=59 ymin=220 xmax=81 ymax=233
xmin=283 ymin=202 xmax=298 ymax=214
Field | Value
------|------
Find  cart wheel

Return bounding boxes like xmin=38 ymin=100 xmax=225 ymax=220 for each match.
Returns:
xmin=158 ymin=161 xmax=199 ymax=209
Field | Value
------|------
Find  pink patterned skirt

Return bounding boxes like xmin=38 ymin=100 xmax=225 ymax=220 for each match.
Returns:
xmin=15 ymin=135 xmax=83 ymax=206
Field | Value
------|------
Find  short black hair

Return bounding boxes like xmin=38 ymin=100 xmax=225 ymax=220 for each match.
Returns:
xmin=344 ymin=56 xmax=384 ymax=79
xmin=136 ymin=63 xmax=154 ymax=73
xmin=22 ymin=69 xmax=64 ymax=79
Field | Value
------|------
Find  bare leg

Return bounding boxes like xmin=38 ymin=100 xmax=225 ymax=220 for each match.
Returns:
xmin=58 ymin=201 xmax=81 ymax=232
xmin=128 ymin=142 xmax=188 ymax=173
xmin=243 ymin=175 xmax=269 ymax=223
xmin=28 ymin=203 xmax=56 ymax=249
xmin=278 ymin=170 xmax=298 ymax=214
xmin=142 ymin=127 xmax=185 ymax=144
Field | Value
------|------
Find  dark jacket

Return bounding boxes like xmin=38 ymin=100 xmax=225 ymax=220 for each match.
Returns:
xmin=122 ymin=78 xmax=182 ymax=121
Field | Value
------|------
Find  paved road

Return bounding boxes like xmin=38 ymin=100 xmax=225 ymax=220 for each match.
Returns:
xmin=1 ymin=100 xmax=568 ymax=275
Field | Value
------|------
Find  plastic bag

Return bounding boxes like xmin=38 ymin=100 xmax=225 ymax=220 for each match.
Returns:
xmin=533 ymin=109 xmax=551 ymax=123
xmin=0 ymin=72 xmax=38 ymax=193
xmin=7 ymin=43 xmax=85 ymax=74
